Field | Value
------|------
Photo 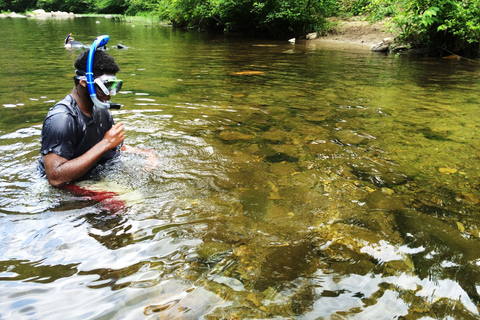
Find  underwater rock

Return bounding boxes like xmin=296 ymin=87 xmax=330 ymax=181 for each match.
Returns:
xmin=305 ymin=111 xmax=331 ymax=122
xmin=196 ymin=241 xmax=232 ymax=261
xmin=337 ymin=165 xmax=358 ymax=180
xmin=421 ymin=127 xmax=451 ymax=141
xmin=308 ymin=141 xmax=340 ymax=157
xmin=364 ymin=190 xmax=407 ymax=211
xmin=262 ymin=130 xmax=289 ymax=143
xmin=455 ymin=192 xmax=480 ymax=205
xmin=335 ymin=130 xmax=368 ymax=145
xmin=246 ymin=292 xmax=263 ymax=307
xmin=264 ymin=153 xmax=299 ymax=163
xmin=240 ymin=189 xmax=271 ymax=221
xmin=219 ymin=131 xmax=255 ymax=141
xmin=271 ymin=144 xmax=302 ymax=159
xmin=295 ymin=125 xmax=328 ymax=140
xmin=268 ymin=162 xmax=297 ymax=176
xmin=394 ymin=208 xmax=480 ymax=305
xmin=254 ymin=242 xmax=315 ymax=291
xmin=350 ymin=160 xmax=409 ymax=187
xmin=246 ymin=144 xmax=260 ymax=154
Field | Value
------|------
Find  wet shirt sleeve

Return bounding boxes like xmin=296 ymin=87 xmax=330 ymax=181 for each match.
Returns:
xmin=40 ymin=111 xmax=78 ymax=160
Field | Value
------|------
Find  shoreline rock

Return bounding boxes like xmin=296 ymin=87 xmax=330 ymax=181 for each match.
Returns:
xmin=0 ymin=9 xmax=115 ymax=19
xmin=370 ymin=37 xmax=409 ymax=53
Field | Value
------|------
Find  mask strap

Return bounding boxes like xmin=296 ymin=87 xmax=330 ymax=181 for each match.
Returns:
xmin=94 ymin=78 xmax=110 ymax=95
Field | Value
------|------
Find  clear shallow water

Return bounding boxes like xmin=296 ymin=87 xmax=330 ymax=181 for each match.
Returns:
xmin=1 ymin=16 xmax=480 ymax=319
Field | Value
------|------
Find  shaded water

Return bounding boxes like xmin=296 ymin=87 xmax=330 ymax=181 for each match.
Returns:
xmin=1 ymin=16 xmax=480 ymax=319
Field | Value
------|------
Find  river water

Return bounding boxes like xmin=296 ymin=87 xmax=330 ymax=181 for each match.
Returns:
xmin=1 ymin=16 xmax=480 ymax=319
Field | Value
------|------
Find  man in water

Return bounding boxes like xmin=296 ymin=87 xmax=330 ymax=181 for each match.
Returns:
xmin=38 ymin=49 xmax=155 ymax=187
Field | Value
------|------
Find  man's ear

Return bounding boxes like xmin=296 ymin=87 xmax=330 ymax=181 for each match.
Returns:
xmin=79 ymin=79 xmax=87 ymax=88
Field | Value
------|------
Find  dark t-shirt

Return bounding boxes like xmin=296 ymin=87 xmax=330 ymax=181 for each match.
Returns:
xmin=37 ymin=94 xmax=120 ymax=178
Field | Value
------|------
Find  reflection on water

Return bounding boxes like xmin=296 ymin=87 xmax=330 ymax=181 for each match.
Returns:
xmin=1 ymin=17 xmax=480 ymax=319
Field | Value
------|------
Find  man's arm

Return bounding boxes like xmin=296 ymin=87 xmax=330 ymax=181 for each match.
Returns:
xmin=44 ymin=122 xmax=125 ymax=187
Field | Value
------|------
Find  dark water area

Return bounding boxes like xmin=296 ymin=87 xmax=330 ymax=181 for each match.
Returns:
xmin=1 ymin=16 xmax=480 ymax=319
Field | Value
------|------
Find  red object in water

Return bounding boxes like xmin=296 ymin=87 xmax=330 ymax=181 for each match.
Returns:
xmin=62 ymin=183 xmax=126 ymax=212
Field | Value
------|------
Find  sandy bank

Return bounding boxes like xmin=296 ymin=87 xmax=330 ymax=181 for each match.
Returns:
xmin=317 ymin=18 xmax=399 ymax=49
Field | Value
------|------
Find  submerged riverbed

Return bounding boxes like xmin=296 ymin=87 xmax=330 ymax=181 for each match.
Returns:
xmin=1 ymin=16 xmax=480 ymax=319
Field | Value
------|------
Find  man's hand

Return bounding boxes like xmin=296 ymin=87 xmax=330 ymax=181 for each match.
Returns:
xmin=103 ymin=121 xmax=125 ymax=149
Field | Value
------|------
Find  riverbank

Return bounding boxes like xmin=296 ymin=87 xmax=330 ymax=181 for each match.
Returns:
xmin=316 ymin=17 xmax=401 ymax=51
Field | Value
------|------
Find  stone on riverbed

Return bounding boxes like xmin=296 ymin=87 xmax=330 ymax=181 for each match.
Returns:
xmin=196 ymin=241 xmax=232 ymax=261
xmin=308 ymin=140 xmax=340 ymax=157
xmin=455 ymin=192 xmax=480 ymax=205
xmin=335 ymin=130 xmax=369 ymax=145
xmin=350 ymin=160 xmax=409 ymax=187
xmin=262 ymin=130 xmax=289 ymax=143
xmin=271 ymin=144 xmax=302 ymax=160
xmin=364 ymin=190 xmax=407 ymax=211
xmin=305 ymin=110 xmax=331 ymax=122
xmin=219 ymin=131 xmax=255 ymax=141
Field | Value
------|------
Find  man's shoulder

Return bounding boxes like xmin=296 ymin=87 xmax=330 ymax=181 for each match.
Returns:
xmin=43 ymin=95 xmax=80 ymax=129
xmin=48 ymin=95 xmax=76 ymax=114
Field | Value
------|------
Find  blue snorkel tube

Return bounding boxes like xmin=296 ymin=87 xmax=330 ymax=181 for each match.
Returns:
xmin=87 ymin=35 xmax=110 ymax=109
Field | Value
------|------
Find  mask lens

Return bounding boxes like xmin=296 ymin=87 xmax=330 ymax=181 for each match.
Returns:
xmin=95 ymin=75 xmax=123 ymax=96
xmin=105 ymin=80 xmax=123 ymax=95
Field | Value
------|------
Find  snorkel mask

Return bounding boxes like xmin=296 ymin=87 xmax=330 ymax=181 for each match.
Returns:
xmin=85 ymin=35 xmax=123 ymax=109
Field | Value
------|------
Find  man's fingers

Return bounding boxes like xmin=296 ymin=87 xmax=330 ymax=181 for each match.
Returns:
xmin=113 ymin=122 xmax=124 ymax=132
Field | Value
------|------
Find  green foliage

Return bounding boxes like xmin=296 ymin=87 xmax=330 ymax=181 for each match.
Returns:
xmin=336 ymin=0 xmax=396 ymax=20
xmin=124 ymin=0 xmax=159 ymax=16
xmin=390 ymin=0 xmax=480 ymax=56
xmin=362 ymin=0 xmax=397 ymax=21
xmin=0 ymin=0 xmax=37 ymax=12
xmin=116 ymin=11 xmax=163 ymax=24
xmin=36 ymin=0 xmax=94 ymax=13
xmin=250 ymin=0 xmax=338 ymax=37
xmin=93 ymin=0 xmax=128 ymax=13
xmin=158 ymin=0 xmax=213 ymax=28
xmin=337 ymin=0 xmax=370 ymax=16
xmin=152 ymin=0 xmax=338 ymax=38
xmin=438 ymin=1 xmax=480 ymax=43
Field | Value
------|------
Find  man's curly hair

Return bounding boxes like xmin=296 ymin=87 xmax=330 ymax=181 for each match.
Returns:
xmin=74 ymin=49 xmax=120 ymax=76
